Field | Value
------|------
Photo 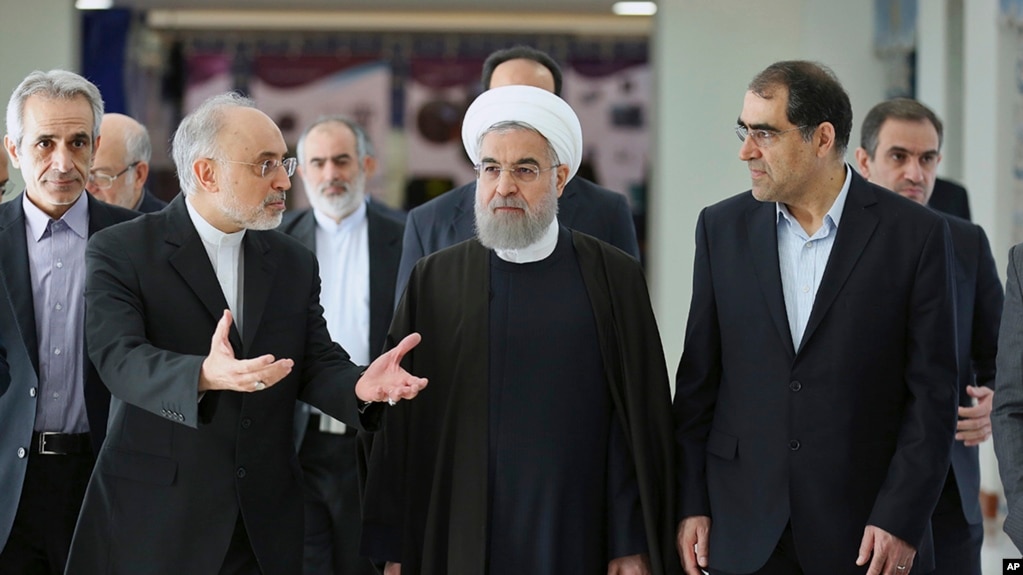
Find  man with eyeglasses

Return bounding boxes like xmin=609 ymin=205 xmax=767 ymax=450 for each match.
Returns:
xmin=279 ymin=115 xmax=404 ymax=575
xmin=86 ymin=113 xmax=167 ymax=212
xmin=855 ymin=98 xmax=1002 ymax=575
xmin=395 ymin=45 xmax=640 ymax=303
xmin=65 ymin=92 xmax=428 ymax=575
xmin=0 ymin=69 xmax=139 ymax=574
xmin=674 ymin=61 xmax=958 ymax=575
xmin=362 ymin=85 xmax=678 ymax=575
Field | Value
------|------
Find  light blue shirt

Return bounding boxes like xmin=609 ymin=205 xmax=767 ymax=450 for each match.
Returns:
xmin=23 ymin=193 xmax=90 ymax=434
xmin=777 ymin=166 xmax=852 ymax=351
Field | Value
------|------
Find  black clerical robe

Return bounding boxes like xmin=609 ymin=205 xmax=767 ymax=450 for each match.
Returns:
xmin=361 ymin=228 xmax=680 ymax=575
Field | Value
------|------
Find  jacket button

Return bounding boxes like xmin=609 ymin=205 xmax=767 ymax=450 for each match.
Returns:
xmin=236 ymin=467 xmax=246 ymax=478
xmin=789 ymin=440 xmax=801 ymax=451
xmin=29 ymin=387 xmax=36 ymax=398
xmin=789 ymin=381 xmax=802 ymax=392
xmin=241 ymin=418 xmax=251 ymax=429
xmin=17 ymin=447 xmax=26 ymax=459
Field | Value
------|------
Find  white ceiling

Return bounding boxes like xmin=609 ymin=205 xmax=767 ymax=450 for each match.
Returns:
xmin=112 ymin=0 xmax=627 ymax=14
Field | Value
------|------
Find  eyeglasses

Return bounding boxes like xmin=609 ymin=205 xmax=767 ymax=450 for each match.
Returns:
xmin=473 ymin=163 xmax=560 ymax=184
xmin=88 ymin=162 xmax=139 ymax=190
xmin=735 ymin=125 xmax=808 ymax=148
xmin=215 ymin=157 xmax=298 ymax=179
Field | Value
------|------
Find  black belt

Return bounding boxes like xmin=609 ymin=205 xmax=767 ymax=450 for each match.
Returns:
xmin=32 ymin=431 xmax=91 ymax=455
xmin=306 ymin=413 xmax=357 ymax=437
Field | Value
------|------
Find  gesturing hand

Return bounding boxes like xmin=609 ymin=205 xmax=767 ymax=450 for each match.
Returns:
xmin=355 ymin=333 xmax=428 ymax=404
xmin=198 ymin=310 xmax=294 ymax=392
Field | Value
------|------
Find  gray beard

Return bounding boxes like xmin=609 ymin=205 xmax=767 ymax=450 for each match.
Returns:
xmin=221 ymin=189 xmax=286 ymax=230
xmin=474 ymin=184 xmax=558 ymax=251
xmin=306 ymin=175 xmax=366 ymax=221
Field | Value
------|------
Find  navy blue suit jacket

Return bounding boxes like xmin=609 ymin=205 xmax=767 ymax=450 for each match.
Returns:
xmin=674 ymin=171 xmax=958 ymax=574
xmin=938 ymin=211 xmax=1002 ymax=524
xmin=395 ymin=177 xmax=638 ymax=302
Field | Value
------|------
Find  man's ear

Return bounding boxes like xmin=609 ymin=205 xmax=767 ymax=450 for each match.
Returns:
xmin=362 ymin=155 xmax=377 ymax=179
xmin=4 ymin=135 xmax=20 ymax=169
xmin=194 ymin=158 xmax=219 ymax=193
xmin=134 ymin=161 xmax=150 ymax=190
xmin=554 ymin=164 xmax=570 ymax=198
xmin=853 ymin=147 xmax=872 ymax=179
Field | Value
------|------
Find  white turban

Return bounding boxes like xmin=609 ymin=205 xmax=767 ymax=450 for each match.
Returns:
xmin=461 ymin=85 xmax=583 ymax=182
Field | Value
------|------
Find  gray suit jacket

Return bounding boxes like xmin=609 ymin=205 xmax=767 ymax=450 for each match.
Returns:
xmin=993 ymin=243 xmax=1023 ymax=548
xmin=0 ymin=192 xmax=137 ymax=550
xmin=278 ymin=200 xmax=404 ymax=445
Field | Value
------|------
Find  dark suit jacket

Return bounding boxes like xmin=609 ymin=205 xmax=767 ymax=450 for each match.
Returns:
xmin=278 ymin=200 xmax=404 ymax=444
xmin=136 ymin=189 xmax=168 ymax=213
xmin=66 ymin=195 xmax=377 ymax=575
xmin=929 ymin=177 xmax=971 ymax=221
xmin=395 ymin=177 xmax=639 ymax=301
xmin=938 ymin=212 xmax=1002 ymax=525
xmin=674 ymin=171 xmax=958 ymax=575
xmin=0 ymin=192 xmax=137 ymax=550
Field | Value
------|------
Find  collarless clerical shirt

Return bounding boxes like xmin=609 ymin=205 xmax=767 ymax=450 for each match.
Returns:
xmin=185 ymin=197 xmax=246 ymax=335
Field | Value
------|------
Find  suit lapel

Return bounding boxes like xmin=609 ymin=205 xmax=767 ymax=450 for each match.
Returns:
xmin=746 ymin=200 xmax=795 ymax=357
xmin=242 ymin=231 xmax=275 ymax=353
xmin=0 ymin=196 xmax=40 ymax=373
xmin=452 ymin=184 xmax=476 ymax=241
xmin=165 ymin=197 xmax=242 ymax=350
xmin=367 ymin=204 xmax=402 ymax=358
xmin=798 ymin=174 xmax=878 ymax=353
xmin=289 ymin=210 xmax=316 ymax=251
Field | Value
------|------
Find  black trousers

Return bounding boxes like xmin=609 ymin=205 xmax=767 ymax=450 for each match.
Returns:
xmin=298 ymin=426 xmax=376 ymax=575
xmin=0 ymin=450 xmax=93 ymax=575
xmin=920 ymin=470 xmax=982 ymax=575
xmin=219 ymin=513 xmax=262 ymax=575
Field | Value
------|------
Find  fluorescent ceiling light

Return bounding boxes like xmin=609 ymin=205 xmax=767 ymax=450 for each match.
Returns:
xmin=76 ymin=0 xmax=113 ymax=9
xmin=613 ymin=1 xmax=657 ymax=16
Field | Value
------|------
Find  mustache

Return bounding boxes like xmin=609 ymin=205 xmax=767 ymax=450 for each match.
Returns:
xmin=487 ymin=195 xmax=528 ymax=211
xmin=317 ymin=179 xmax=351 ymax=194
xmin=263 ymin=192 xmax=287 ymax=206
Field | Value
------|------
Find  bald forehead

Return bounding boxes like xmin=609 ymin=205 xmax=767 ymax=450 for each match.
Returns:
xmin=489 ymin=59 xmax=556 ymax=93
xmin=219 ymin=106 xmax=287 ymax=157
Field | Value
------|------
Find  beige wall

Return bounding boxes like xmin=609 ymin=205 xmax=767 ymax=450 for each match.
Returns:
xmin=0 ymin=1 xmax=79 ymax=197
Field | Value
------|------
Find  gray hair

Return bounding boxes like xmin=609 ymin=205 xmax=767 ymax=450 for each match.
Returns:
xmin=171 ymin=92 xmax=256 ymax=197
xmin=296 ymin=115 xmax=374 ymax=164
xmin=122 ymin=117 xmax=152 ymax=188
xmin=475 ymin=120 xmax=559 ymax=166
xmin=6 ymin=70 xmax=104 ymax=152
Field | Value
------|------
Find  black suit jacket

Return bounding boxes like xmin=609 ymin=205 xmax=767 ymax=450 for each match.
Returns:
xmin=674 ymin=171 xmax=958 ymax=574
xmin=0 ymin=192 xmax=136 ymax=550
xmin=929 ymin=177 xmax=971 ymax=221
xmin=938 ymin=212 xmax=1002 ymax=524
xmin=278 ymin=200 xmax=404 ymax=443
xmin=136 ymin=189 xmax=169 ymax=213
xmin=395 ymin=177 xmax=639 ymax=301
xmin=66 ymin=195 xmax=377 ymax=575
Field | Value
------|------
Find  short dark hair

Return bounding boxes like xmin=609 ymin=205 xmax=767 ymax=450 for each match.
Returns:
xmin=749 ymin=60 xmax=853 ymax=154
xmin=481 ymin=45 xmax=563 ymax=96
xmin=860 ymin=98 xmax=943 ymax=158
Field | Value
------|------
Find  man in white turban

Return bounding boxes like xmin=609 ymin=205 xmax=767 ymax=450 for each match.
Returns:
xmin=361 ymin=85 xmax=681 ymax=575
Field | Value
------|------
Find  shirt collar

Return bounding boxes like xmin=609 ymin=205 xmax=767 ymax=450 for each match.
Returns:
xmin=312 ymin=200 xmax=367 ymax=235
xmin=23 ymin=190 xmax=89 ymax=241
xmin=185 ymin=195 xmax=246 ymax=247
xmin=494 ymin=217 xmax=560 ymax=263
xmin=775 ymin=164 xmax=852 ymax=230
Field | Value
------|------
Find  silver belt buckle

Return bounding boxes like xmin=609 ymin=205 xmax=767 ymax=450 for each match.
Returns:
xmin=38 ymin=432 xmax=60 ymax=455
